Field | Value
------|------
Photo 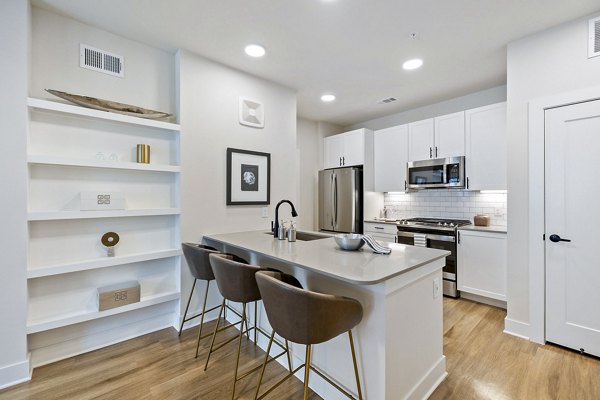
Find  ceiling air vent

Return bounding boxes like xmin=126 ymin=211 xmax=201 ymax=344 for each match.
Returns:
xmin=377 ymin=97 xmax=398 ymax=104
xmin=589 ymin=16 xmax=600 ymax=58
xmin=80 ymin=44 xmax=124 ymax=77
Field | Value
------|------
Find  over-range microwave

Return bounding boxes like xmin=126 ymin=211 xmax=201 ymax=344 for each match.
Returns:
xmin=406 ymin=156 xmax=465 ymax=189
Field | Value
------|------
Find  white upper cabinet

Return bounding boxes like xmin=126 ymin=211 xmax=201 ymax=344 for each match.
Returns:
xmin=408 ymin=112 xmax=465 ymax=161
xmin=323 ymin=129 xmax=366 ymax=169
xmin=434 ymin=111 xmax=465 ymax=158
xmin=408 ymin=119 xmax=434 ymax=161
xmin=465 ymin=102 xmax=507 ymax=190
xmin=374 ymin=125 xmax=408 ymax=192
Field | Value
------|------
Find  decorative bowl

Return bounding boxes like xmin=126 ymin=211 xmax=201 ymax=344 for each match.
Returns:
xmin=334 ymin=234 xmax=365 ymax=251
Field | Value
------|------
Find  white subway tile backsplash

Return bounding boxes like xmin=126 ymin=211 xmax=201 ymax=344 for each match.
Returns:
xmin=383 ymin=189 xmax=507 ymax=226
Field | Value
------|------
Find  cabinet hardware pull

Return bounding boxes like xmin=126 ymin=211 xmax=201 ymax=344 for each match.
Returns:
xmin=374 ymin=227 xmax=384 ymax=230
xmin=404 ymin=180 xmax=407 ymax=191
xmin=339 ymin=157 xmax=342 ymax=166
xmin=466 ymin=177 xmax=469 ymax=189
xmin=429 ymin=147 xmax=432 ymax=158
xmin=457 ymin=231 xmax=460 ymax=244
xmin=342 ymin=156 xmax=345 ymax=165
xmin=435 ymin=147 xmax=438 ymax=158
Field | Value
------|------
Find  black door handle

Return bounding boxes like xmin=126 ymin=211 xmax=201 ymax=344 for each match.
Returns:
xmin=549 ymin=234 xmax=571 ymax=243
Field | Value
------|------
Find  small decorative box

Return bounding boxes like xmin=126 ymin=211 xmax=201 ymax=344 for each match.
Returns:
xmin=80 ymin=191 xmax=125 ymax=211
xmin=97 ymin=281 xmax=140 ymax=311
xmin=474 ymin=215 xmax=491 ymax=226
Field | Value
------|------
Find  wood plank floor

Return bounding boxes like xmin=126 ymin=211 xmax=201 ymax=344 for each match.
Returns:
xmin=2 ymin=298 xmax=600 ymax=399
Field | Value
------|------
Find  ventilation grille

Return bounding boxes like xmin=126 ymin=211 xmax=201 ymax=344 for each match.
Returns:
xmin=377 ymin=97 xmax=398 ymax=104
xmin=80 ymin=44 xmax=124 ymax=77
xmin=589 ymin=17 xmax=600 ymax=58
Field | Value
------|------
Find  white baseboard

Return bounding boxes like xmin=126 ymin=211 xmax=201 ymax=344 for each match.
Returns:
xmin=503 ymin=317 xmax=530 ymax=340
xmin=0 ymin=356 xmax=31 ymax=390
xmin=406 ymin=356 xmax=447 ymax=400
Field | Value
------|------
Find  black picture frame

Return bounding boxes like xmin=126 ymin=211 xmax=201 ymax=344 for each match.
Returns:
xmin=226 ymin=148 xmax=271 ymax=205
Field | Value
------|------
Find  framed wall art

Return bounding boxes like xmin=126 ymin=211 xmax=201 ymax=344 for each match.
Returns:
xmin=226 ymin=148 xmax=271 ymax=205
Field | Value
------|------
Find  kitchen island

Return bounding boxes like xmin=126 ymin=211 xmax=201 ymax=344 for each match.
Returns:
xmin=203 ymin=231 xmax=450 ymax=400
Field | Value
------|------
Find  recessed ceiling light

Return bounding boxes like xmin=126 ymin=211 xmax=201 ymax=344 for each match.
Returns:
xmin=321 ymin=94 xmax=336 ymax=102
xmin=244 ymin=44 xmax=266 ymax=58
xmin=402 ymin=58 xmax=423 ymax=70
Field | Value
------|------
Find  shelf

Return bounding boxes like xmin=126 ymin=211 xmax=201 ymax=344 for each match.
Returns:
xmin=28 ymin=97 xmax=181 ymax=131
xmin=28 ymin=208 xmax=180 ymax=221
xmin=27 ymin=249 xmax=182 ymax=279
xmin=28 ymin=154 xmax=180 ymax=172
xmin=26 ymin=291 xmax=180 ymax=334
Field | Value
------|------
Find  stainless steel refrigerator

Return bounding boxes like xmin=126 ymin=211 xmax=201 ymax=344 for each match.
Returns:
xmin=318 ymin=167 xmax=363 ymax=234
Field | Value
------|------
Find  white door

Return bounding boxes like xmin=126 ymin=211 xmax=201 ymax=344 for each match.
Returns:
xmin=408 ymin=119 xmax=434 ymax=161
xmin=342 ymin=129 xmax=365 ymax=167
xmin=434 ymin=111 xmax=465 ymax=158
xmin=545 ymin=99 xmax=600 ymax=357
xmin=374 ymin=125 xmax=408 ymax=192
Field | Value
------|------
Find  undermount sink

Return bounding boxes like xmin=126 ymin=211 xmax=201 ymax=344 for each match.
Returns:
xmin=264 ymin=231 xmax=330 ymax=241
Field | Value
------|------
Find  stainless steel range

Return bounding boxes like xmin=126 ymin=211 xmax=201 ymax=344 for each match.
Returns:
xmin=396 ymin=218 xmax=471 ymax=297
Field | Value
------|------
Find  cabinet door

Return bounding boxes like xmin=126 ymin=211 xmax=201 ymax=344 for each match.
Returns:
xmin=374 ymin=125 xmax=408 ymax=192
xmin=323 ymin=135 xmax=343 ymax=169
xmin=342 ymin=129 xmax=365 ymax=167
xmin=434 ymin=111 xmax=465 ymax=158
xmin=457 ymin=230 xmax=506 ymax=301
xmin=465 ymin=103 xmax=507 ymax=190
xmin=408 ymin=119 xmax=434 ymax=161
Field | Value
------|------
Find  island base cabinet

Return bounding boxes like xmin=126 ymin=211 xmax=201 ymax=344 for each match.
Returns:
xmin=206 ymin=238 xmax=447 ymax=400
xmin=457 ymin=230 xmax=507 ymax=301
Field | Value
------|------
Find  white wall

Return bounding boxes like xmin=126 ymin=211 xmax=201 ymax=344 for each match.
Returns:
xmin=296 ymin=118 xmax=344 ymax=230
xmin=177 ymin=50 xmax=298 ymax=323
xmin=31 ymin=7 xmax=175 ymax=114
xmin=347 ymin=85 xmax=507 ymax=131
xmin=506 ymin=11 xmax=600 ymax=331
xmin=0 ymin=0 xmax=31 ymax=389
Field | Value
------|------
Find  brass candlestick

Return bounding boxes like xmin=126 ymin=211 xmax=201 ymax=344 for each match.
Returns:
xmin=136 ymin=144 xmax=150 ymax=163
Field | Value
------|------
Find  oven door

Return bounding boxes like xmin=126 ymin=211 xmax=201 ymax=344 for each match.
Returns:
xmin=397 ymin=231 xmax=458 ymax=297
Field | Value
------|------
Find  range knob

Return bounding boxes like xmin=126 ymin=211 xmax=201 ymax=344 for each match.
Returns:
xmin=443 ymin=222 xmax=449 ymax=227
xmin=437 ymin=222 xmax=443 ymax=226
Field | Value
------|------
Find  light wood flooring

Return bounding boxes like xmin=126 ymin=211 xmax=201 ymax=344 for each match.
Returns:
xmin=2 ymin=298 xmax=600 ymax=399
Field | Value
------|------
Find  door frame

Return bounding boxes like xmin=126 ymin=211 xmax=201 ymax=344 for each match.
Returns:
xmin=528 ymin=85 xmax=600 ymax=344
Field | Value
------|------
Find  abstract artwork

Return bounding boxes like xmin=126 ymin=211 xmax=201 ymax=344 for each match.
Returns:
xmin=227 ymin=148 xmax=270 ymax=205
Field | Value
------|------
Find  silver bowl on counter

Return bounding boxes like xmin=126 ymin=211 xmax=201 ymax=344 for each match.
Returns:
xmin=334 ymin=234 xmax=365 ymax=251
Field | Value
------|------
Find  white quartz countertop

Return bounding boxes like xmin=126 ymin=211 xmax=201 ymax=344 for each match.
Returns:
xmin=203 ymin=230 xmax=449 ymax=285
xmin=458 ymin=225 xmax=507 ymax=233
xmin=364 ymin=219 xmax=399 ymax=225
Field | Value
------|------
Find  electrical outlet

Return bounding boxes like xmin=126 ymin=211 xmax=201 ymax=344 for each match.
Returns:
xmin=261 ymin=207 xmax=269 ymax=218
xmin=433 ymin=278 xmax=441 ymax=299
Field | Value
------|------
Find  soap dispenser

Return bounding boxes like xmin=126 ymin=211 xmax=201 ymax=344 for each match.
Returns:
xmin=278 ymin=220 xmax=287 ymax=240
xmin=288 ymin=221 xmax=297 ymax=242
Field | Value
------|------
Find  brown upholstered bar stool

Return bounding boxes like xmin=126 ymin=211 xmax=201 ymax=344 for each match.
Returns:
xmin=206 ymin=253 xmax=300 ymax=400
xmin=254 ymin=270 xmax=364 ymax=400
xmin=180 ymin=243 xmax=249 ymax=358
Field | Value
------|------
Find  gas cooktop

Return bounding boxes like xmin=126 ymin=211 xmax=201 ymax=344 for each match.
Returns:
xmin=398 ymin=217 xmax=471 ymax=230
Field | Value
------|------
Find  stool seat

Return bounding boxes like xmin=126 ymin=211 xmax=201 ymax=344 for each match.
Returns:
xmin=254 ymin=270 xmax=364 ymax=400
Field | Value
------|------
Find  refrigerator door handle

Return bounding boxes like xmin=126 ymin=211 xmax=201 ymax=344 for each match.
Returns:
xmin=330 ymin=172 xmax=335 ymax=228
xmin=333 ymin=172 xmax=338 ymax=228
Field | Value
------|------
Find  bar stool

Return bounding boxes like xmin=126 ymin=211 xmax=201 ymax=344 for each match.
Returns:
xmin=180 ymin=243 xmax=249 ymax=358
xmin=206 ymin=253 xmax=301 ymax=400
xmin=254 ymin=270 xmax=364 ymax=400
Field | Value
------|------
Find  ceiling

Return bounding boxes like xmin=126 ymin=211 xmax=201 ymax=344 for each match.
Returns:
xmin=33 ymin=0 xmax=600 ymax=126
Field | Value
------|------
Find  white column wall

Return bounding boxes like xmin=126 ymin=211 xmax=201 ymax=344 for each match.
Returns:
xmin=177 ymin=50 xmax=299 ymax=326
xmin=505 ymin=10 xmax=600 ymax=336
xmin=0 ymin=0 xmax=31 ymax=389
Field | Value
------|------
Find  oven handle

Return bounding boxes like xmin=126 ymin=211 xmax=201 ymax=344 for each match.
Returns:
xmin=397 ymin=231 xmax=456 ymax=242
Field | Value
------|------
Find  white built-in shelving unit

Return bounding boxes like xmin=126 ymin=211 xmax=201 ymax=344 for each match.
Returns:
xmin=26 ymin=97 xmax=181 ymax=366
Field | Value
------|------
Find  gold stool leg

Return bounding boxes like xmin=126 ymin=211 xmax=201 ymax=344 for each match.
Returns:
xmin=179 ymin=279 xmax=197 ymax=335
xmin=231 ymin=303 xmax=247 ymax=400
xmin=285 ymin=339 xmax=293 ymax=372
xmin=303 ymin=344 xmax=312 ymax=400
xmin=348 ymin=330 xmax=363 ymax=400
xmin=204 ymin=298 xmax=225 ymax=371
xmin=254 ymin=329 xmax=276 ymax=400
xmin=194 ymin=280 xmax=212 ymax=358
xmin=254 ymin=301 xmax=258 ymax=343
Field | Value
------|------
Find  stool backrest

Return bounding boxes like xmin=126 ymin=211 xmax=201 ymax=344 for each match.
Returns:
xmin=255 ymin=271 xmax=363 ymax=345
xmin=209 ymin=253 xmax=262 ymax=303
xmin=182 ymin=243 xmax=219 ymax=281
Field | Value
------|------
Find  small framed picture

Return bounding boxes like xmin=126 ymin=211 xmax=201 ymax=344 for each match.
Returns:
xmin=226 ymin=148 xmax=271 ymax=205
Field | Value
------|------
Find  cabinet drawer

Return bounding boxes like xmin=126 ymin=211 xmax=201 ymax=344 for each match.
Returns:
xmin=364 ymin=222 xmax=397 ymax=235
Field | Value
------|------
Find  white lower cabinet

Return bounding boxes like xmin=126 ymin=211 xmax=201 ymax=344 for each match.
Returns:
xmin=457 ymin=229 xmax=506 ymax=301
xmin=364 ymin=222 xmax=397 ymax=244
